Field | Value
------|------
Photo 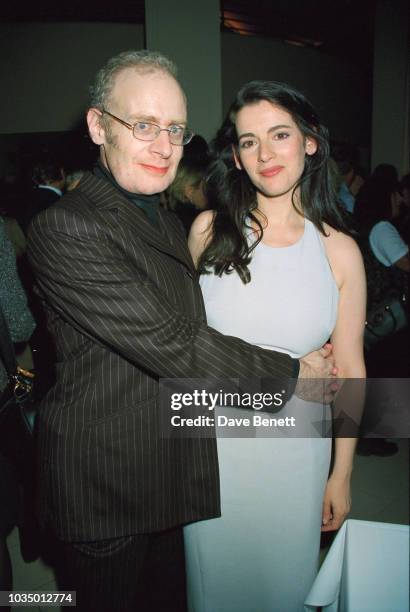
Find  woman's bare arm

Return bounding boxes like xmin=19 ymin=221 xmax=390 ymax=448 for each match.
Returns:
xmin=188 ymin=210 xmax=215 ymax=268
xmin=322 ymin=229 xmax=367 ymax=531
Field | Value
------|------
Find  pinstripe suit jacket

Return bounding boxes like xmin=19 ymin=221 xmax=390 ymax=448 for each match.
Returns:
xmin=27 ymin=172 xmax=296 ymax=542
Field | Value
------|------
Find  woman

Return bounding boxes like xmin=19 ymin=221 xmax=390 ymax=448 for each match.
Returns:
xmin=0 ymin=217 xmax=35 ymax=608
xmin=162 ymin=135 xmax=211 ymax=234
xmin=355 ymin=170 xmax=408 ymax=367
xmin=398 ymin=172 xmax=410 ymax=244
xmin=161 ymin=155 xmax=209 ymax=234
xmin=353 ymin=172 xmax=408 ymax=455
xmin=356 ymin=169 xmax=409 ymax=386
xmin=355 ymin=167 xmax=409 ymax=275
xmin=185 ymin=81 xmax=366 ymax=611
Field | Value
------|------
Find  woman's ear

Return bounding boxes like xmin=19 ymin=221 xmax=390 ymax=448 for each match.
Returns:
xmin=87 ymin=108 xmax=106 ymax=146
xmin=305 ymin=137 xmax=318 ymax=156
xmin=232 ymin=145 xmax=243 ymax=170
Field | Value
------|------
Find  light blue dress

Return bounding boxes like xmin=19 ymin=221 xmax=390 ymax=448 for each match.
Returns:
xmin=184 ymin=219 xmax=339 ymax=612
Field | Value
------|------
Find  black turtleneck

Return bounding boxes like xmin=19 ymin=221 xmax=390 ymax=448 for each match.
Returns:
xmin=93 ymin=161 xmax=161 ymax=228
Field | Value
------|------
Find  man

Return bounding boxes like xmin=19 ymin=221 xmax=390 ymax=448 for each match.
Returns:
xmin=23 ymin=155 xmax=66 ymax=232
xmin=332 ymin=145 xmax=364 ymax=215
xmin=27 ymin=50 xmax=335 ymax=611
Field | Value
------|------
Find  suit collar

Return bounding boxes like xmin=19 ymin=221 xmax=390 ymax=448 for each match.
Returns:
xmin=77 ymin=172 xmax=195 ymax=273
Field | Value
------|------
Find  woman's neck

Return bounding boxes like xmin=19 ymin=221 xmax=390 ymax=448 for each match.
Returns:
xmin=255 ymin=190 xmax=303 ymax=228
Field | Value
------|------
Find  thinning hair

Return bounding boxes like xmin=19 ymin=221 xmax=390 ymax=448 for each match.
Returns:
xmin=89 ymin=49 xmax=178 ymax=110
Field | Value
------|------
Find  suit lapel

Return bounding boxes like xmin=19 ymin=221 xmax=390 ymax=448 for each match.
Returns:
xmin=78 ymin=172 xmax=195 ymax=273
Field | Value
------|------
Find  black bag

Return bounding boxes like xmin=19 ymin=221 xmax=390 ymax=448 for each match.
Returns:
xmin=358 ymin=233 xmax=408 ymax=351
xmin=364 ymin=294 xmax=408 ymax=350
xmin=0 ymin=304 xmax=36 ymax=476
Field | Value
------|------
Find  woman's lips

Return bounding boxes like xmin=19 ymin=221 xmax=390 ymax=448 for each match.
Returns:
xmin=260 ymin=166 xmax=284 ymax=177
xmin=140 ymin=164 xmax=169 ymax=175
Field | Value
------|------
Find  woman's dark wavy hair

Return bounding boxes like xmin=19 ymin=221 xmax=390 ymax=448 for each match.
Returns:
xmin=199 ymin=80 xmax=350 ymax=283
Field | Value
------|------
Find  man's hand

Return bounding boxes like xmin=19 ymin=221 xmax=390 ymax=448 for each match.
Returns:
xmin=298 ymin=343 xmax=337 ymax=379
xmin=296 ymin=344 xmax=339 ymax=404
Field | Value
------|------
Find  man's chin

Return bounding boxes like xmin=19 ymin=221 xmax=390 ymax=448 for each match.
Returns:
xmin=139 ymin=181 xmax=171 ymax=196
xmin=122 ymin=177 xmax=172 ymax=196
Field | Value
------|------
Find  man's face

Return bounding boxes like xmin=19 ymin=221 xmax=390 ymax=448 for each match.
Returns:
xmin=87 ymin=68 xmax=187 ymax=194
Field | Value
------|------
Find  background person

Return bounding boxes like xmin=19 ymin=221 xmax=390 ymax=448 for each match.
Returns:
xmin=331 ymin=143 xmax=365 ymax=214
xmin=22 ymin=155 xmax=66 ymax=233
xmin=354 ymin=166 xmax=409 ymax=337
xmin=65 ymin=170 xmax=85 ymax=192
xmin=397 ymin=171 xmax=410 ymax=245
xmin=354 ymin=166 xmax=409 ymax=456
xmin=0 ymin=217 xmax=35 ymax=611
xmin=161 ymin=152 xmax=210 ymax=233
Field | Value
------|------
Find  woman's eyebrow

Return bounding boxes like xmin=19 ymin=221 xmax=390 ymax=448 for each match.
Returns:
xmin=238 ymin=131 xmax=255 ymax=140
xmin=238 ymin=124 xmax=292 ymax=140
xmin=268 ymin=124 xmax=292 ymax=132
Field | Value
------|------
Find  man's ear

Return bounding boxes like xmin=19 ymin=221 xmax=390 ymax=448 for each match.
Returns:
xmin=232 ymin=145 xmax=242 ymax=171
xmin=87 ymin=108 xmax=106 ymax=146
xmin=305 ymin=137 xmax=318 ymax=156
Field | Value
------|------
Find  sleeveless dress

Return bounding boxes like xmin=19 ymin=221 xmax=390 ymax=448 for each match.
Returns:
xmin=184 ymin=219 xmax=339 ymax=612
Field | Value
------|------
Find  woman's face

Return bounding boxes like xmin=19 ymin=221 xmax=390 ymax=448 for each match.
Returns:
xmin=185 ymin=179 xmax=208 ymax=210
xmin=402 ymin=187 xmax=410 ymax=208
xmin=391 ymin=190 xmax=405 ymax=217
xmin=233 ymin=100 xmax=317 ymax=203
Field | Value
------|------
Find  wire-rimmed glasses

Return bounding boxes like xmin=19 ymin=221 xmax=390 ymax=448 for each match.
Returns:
xmin=102 ymin=109 xmax=194 ymax=146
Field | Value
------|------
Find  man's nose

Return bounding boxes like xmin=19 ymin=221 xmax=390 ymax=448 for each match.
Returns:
xmin=151 ymin=129 xmax=173 ymax=158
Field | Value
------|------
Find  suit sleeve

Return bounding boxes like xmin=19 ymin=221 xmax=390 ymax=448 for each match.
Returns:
xmin=27 ymin=207 xmax=298 ymax=380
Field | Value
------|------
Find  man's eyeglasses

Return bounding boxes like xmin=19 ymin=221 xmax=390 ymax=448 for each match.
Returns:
xmin=102 ymin=109 xmax=194 ymax=146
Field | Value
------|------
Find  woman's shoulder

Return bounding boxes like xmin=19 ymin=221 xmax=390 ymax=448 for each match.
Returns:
xmin=190 ymin=209 xmax=215 ymax=235
xmin=188 ymin=210 xmax=215 ymax=266
xmin=322 ymin=222 xmax=361 ymax=256
xmin=321 ymin=223 xmax=365 ymax=288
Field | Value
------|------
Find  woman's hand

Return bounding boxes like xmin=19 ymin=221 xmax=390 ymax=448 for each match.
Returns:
xmin=321 ymin=473 xmax=351 ymax=532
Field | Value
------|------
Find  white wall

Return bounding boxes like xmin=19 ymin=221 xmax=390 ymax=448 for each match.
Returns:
xmin=372 ymin=0 xmax=409 ymax=174
xmin=0 ymin=23 xmax=144 ymax=134
xmin=0 ymin=23 xmax=372 ymax=175
xmin=145 ymin=0 xmax=222 ymax=142
xmin=221 ymin=32 xmax=371 ymax=150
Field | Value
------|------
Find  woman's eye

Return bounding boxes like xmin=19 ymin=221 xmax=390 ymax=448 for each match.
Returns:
xmin=274 ymin=132 xmax=289 ymax=140
xmin=240 ymin=139 xmax=256 ymax=149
